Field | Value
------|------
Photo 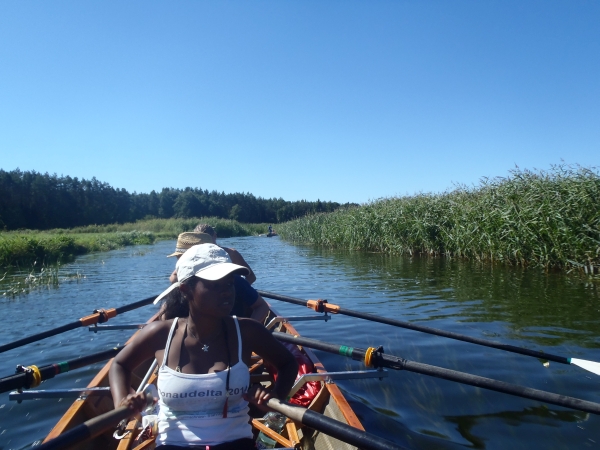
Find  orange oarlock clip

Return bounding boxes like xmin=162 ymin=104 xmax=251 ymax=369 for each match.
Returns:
xmin=80 ymin=308 xmax=117 ymax=326
xmin=306 ymin=299 xmax=340 ymax=314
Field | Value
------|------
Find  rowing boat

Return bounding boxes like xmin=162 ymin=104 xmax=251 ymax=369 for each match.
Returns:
xmin=41 ymin=304 xmax=364 ymax=449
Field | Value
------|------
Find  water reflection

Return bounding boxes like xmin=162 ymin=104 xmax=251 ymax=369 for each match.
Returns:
xmin=296 ymin=248 xmax=600 ymax=348
xmin=446 ymin=406 xmax=589 ymax=449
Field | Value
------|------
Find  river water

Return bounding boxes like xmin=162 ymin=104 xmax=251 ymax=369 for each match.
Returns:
xmin=0 ymin=237 xmax=599 ymax=449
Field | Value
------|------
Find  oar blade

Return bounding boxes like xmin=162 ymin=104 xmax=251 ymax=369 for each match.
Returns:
xmin=570 ymin=358 xmax=600 ymax=376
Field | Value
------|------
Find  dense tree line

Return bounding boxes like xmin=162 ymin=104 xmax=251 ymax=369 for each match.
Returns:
xmin=0 ymin=169 xmax=352 ymax=230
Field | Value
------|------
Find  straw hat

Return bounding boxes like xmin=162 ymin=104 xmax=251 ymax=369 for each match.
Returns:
xmin=167 ymin=232 xmax=214 ymax=257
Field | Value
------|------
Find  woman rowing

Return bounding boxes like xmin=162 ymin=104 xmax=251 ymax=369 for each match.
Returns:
xmin=165 ymin=232 xmax=269 ymax=323
xmin=110 ymin=243 xmax=298 ymax=449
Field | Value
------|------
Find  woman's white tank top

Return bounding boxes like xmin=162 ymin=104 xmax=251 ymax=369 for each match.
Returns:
xmin=156 ymin=317 xmax=252 ymax=447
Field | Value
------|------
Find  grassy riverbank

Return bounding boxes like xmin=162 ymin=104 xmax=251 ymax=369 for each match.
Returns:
xmin=278 ymin=165 xmax=600 ymax=273
xmin=0 ymin=217 xmax=267 ymax=268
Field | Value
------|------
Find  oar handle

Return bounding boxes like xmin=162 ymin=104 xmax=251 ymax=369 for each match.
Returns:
xmin=38 ymin=390 xmax=155 ymax=450
xmin=266 ymin=399 xmax=406 ymax=450
xmin=272 ymin=332 xmax=600 ymax=416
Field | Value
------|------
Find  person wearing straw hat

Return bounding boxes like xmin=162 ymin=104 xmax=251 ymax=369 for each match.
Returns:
xmin=166 ymin=232 xmax=269 ymax=323
xmin=110 ymin=243 xmax=298 ymax=450
xmin=194 ymin=224 xmax=256 ymax=285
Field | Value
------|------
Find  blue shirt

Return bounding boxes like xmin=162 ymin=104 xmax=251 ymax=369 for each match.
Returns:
xmin=231 ymin=275 xmax=258 ymax=317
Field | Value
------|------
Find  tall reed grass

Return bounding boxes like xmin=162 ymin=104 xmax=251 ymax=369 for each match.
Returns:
xmin=278 ymin=165 xmax=600 ymax=273
xmin=1 ymin=262 xmax=85 ymax=297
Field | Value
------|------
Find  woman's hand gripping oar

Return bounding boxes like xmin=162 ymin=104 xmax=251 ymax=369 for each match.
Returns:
xmin=0 ymin=294 xmax=158 ymax=354
xmin=259 ymin=290 xmax=600 ymax=376
xmin=266 ymin=398 xmax=406 ymax=450
xmin=273 ymin=332 xmax=600 ymax=416
xmin=37 ymin=388 xmax=156 ymax=450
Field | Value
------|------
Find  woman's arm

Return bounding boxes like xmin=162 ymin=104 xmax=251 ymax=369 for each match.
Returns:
xmin=222 ymin=247 xmax=257 ymax=284
xmin=109 ymin=320 xmax=170 ymax=407
xmin=241 ymin=320 xmax=298 ymax=403
xmin=249 ymin=295 xmax=269 ymax=324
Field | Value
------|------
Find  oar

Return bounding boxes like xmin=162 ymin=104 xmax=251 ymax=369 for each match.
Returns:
xmin=272 ymin=332 xmax=600 ymax=415
xmin=259 ymin=290 xmax=600 ymax=376
xmin=38 ymin=389 xmax=155 ymax=450
xmin=0 ymin=294 xmax=157 ymax=354
xmin=0 ymin=345 xmax=124 ymax=394
xmin=266 ymin=398 xmax=406 ymax=450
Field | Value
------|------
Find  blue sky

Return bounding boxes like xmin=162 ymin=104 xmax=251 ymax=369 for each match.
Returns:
xmin=1 ymin=1 xmax=598 ymax=204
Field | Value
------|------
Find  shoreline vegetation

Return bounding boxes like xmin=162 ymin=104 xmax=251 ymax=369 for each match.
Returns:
xmin=0 ymin=217 xmax=266 ymax=269
xmin=2 ymin=165 xmax=598 ymax=277
xmin=277 ymin=165 xmax=600 ymax=275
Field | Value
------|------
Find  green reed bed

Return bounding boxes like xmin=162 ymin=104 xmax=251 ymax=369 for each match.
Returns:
xmin=0 ymin=231 xmax=155 ymax=268
xmin=0 ymin=218 xmax=267 ymax=269
xmin=278 ymin=165 xmax=600 ymax=273
xmin=57 ymin=217 xmax=268 ymax=239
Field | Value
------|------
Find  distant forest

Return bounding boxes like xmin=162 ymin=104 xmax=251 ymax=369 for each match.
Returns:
xmin=0 ymin=169 xmax=353 ymax=230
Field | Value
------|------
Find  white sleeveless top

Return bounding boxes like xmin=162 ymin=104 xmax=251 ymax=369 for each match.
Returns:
xmin=156 ymin=317 xmax=252 ymax=447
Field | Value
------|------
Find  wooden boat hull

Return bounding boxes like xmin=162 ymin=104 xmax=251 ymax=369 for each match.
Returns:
xmin=43 ymin=305 xmax=363 ymax=449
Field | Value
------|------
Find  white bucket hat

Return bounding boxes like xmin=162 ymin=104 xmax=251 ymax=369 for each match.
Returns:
xmin=154 ymin=244 xmax=249 ymax=304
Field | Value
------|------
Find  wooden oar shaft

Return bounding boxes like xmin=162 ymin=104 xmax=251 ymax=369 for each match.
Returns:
xmin=258 ymin=290 xmax=570 ymax=365
xmin=0 ymin=321 xmax=80 ymax=354
xmin=0 ymin=346 xmax=124 ymax=394
xmin=266 ymin=399 xmax=406 ymax=450
xmin=38 ymin=392 xmax=154 ymax=450
xmin=336 ymin=307 xmax=570 ymax=364
xmin=0 ymin=294 xmax=157 ymax=354
xmin=114 ymin=295 xmax=158 ymax=315
xmin=272 ymin=332 xmax=600 ymax=416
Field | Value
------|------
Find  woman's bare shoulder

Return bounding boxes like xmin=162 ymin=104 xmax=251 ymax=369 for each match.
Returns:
xmin=138 ymin=318 xmax=177 ymax=341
